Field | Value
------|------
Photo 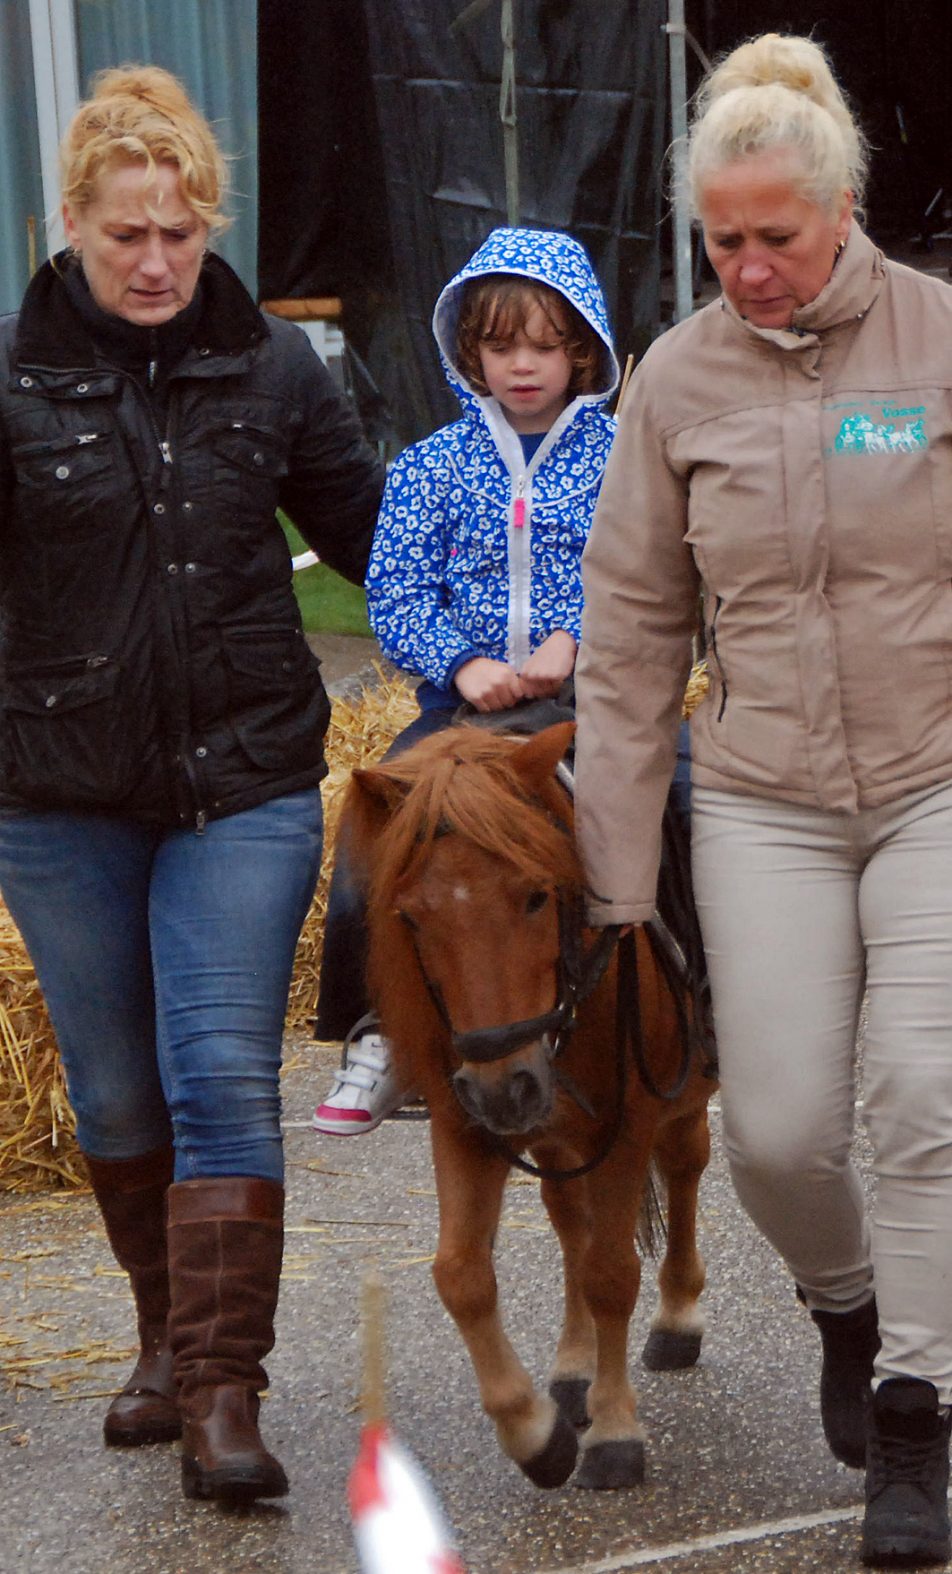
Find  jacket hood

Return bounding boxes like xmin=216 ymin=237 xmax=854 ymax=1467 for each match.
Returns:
xmin=432 ymin=227 xmax=619 ymax=409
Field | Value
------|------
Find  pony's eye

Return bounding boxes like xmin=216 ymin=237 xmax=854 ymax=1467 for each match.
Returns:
xmin=526 ymin=889 xmax=549 ymax=915
xmin=396 ymin=908 xmax=419 ymax=933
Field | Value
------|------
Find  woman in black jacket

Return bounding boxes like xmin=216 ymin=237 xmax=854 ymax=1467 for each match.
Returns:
xmin=0 ymin=66 xmax=383 ymax=1504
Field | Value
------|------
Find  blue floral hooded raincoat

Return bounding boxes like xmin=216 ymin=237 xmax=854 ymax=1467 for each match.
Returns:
xmin=366 ymin=227 xmax=619 ymax=691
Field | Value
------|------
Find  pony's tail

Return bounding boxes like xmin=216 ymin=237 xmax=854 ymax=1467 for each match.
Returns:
xmin=637 ymin=1161 xmax=667 ymax=1259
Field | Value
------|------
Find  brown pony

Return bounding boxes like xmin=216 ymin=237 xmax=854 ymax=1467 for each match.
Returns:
xmin=342 ymin=720 xmax=714 ymax=1490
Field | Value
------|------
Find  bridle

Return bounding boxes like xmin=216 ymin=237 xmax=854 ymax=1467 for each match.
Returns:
xmin=400 ymin=884 xmax=705 ymax=1184
xmin=401 ymin=888 xmax=616 ymax=1069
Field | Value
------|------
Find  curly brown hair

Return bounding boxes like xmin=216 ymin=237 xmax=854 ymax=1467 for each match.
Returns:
xmin=455 ymin=274 xmax=603 ymax=396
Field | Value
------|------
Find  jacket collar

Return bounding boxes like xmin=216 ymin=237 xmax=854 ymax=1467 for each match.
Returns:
xmin=13 ymin=251 xmax=267 ymax=374
xmin=721 ymin=221 xmax=885 ymax=351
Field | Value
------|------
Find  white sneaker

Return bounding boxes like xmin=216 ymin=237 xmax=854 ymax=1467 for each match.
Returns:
xmin=312 ymin=1016 xmax=406 ymax=1136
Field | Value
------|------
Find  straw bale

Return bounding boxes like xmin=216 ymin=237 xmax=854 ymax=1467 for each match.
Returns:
xmin=0 ymin=661 xmax=707 ymax=1193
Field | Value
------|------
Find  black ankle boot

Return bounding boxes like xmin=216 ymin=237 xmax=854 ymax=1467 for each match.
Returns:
xmin=808 ymin=1295 xmax=880 ymax=1468
xmin=862 ymin=1378 xmax=951 ymax=1567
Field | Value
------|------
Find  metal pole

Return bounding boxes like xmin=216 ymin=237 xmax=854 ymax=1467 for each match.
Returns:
xmin=500 ymin=0 xmax=519 ymax=226
xmin=28 ymin=0 xmax=80 ymax=255
xmin=665 ymin=0 xmax=693 ymax=321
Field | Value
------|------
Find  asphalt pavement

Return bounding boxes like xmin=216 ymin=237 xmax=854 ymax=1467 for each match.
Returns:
xmin=2 ymin=1031 xmax=899 ymax=1574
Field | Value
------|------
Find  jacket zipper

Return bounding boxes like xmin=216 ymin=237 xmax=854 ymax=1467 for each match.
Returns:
xmin=708 ymin=595 xmax=729 ymax=721
xmin=510 ymin=474 xmax=531 ymax=669
xmin=127 ymin=376 xmax=205 ymax=831
xmin=153 ymin=406 xmax=203 ymax=832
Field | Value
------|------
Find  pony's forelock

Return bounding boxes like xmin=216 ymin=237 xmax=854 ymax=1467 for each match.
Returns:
xmin=356 ymin=729 xmax=581 ymax=916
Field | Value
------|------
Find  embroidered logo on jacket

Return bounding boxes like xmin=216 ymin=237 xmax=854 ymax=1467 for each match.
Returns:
xmin=833 ymin=410 xmax=928 ymax=454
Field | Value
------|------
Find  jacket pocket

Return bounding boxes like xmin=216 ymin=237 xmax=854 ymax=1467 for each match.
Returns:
xmin=222 ymin=626 xmax=328 ymax=771
xmin=0 ymin=654 xmax=135 ymax=806
xmin=208 ymin=423 xmax=290 ymax=545
xmin=212 ymin=422 xmax=289 ymax=479
xmin=12 ymin=433 xmax=116 ymax=537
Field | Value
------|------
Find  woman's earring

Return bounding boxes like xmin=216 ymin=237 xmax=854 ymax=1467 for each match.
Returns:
xmin=834 ymin=238 xmax=846 ymax=261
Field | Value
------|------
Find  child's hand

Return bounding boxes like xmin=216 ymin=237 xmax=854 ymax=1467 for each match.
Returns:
xmin=455 ymin=657 xmax=528 ymax=712
xmin=519 ymin=631 xmax=577 ymax=698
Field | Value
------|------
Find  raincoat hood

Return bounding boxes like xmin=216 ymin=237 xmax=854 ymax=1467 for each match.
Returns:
xmin=432 ymin=227 xmax=619 ymax=408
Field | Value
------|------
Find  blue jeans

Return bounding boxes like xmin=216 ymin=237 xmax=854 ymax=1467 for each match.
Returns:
xmin=0 ymin=791 xmax=322 ymax=1181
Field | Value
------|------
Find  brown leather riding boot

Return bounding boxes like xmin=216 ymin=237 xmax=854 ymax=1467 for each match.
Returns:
xmin=167 ymin=1175 xmax=288 ymax=1504
xmin=84 ymin=1145 xmax=181 ymax=1447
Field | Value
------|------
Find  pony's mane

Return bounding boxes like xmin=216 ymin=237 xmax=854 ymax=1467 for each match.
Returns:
xmin=363 ymin=727 xmax=582 ymax=912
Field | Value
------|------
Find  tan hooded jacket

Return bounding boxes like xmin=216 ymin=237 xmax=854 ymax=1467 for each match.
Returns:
xmin=575 ymin=224 xmax=952 ymax=924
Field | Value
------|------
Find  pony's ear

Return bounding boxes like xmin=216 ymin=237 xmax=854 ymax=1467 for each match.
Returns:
xmin=340 ymin=764 xmax=411 ymax=877
xmin=510 ymin=720 xmax=575 ymax=790
xmin=350 ymin=764 xmax=411 ymax=814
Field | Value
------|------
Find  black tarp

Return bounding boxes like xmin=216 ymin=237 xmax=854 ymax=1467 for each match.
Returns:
xmin=256 ymin=0 xmax=391 ymax=304
xmin=258 ymin=1 xmax=952 ymax=446
xmin=256 ymin=0 xmax=396 ymax=441
xmin=357 ymin=0 xmax=666 ymax=436
xmin=686 ymin=2 xmax=952 ymax=247
xmin=258 ymin=0 xmax=666 ymax=446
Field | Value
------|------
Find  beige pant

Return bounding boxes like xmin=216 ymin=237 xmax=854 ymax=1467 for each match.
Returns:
xmin=692 ymin=781 xmax=952 ymax=1403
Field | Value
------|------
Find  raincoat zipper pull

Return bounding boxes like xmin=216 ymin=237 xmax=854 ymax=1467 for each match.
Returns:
xmin=513 ymin=476 xmax=526 ymax=529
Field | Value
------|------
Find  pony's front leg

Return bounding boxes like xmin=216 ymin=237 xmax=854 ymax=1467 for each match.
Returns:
xmin=541 ymin=1174 xmax=596 ymax=1428
xmin=574 ymin=1136 xmax=651 ymax=1489
xmin=642 ymin=1101 xmax=711 ymax=1371
xmin=429 ymin=1117 xmax=578 ymax=1488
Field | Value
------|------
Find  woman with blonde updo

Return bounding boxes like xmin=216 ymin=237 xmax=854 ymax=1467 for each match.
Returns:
xmin=575 ymin=31 xmax=952 ymax=1566
xmin=0 ymin=66 xmax=383 ymax=1504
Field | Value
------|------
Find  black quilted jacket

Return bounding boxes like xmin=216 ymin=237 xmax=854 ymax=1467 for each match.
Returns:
xmin=0 ymin=254 xmax=384 ymax=828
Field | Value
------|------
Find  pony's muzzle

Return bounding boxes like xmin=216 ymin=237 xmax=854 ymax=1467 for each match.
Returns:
xmin=452 ymin=1048 xmax=553 ymax=1136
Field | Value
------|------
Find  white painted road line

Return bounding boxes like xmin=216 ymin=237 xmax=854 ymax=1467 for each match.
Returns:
xmin=532 ymin=1504 xmax=863 ymax=1573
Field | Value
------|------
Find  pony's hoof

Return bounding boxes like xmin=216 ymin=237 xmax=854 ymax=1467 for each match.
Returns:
xmin=642 ymin=1328 xmax=702 ymax=1370
xmin=520 ymin=1411 xmax=578 ymax=1489
xmin=574 ymin=1437 xmax=645 ymax=1490
xmin=549 ymin=1377 xmax=591 ymax=1429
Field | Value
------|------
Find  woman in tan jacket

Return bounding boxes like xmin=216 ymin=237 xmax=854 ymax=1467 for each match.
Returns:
xmin=575 ymin=32 xmax=952 ymax=1568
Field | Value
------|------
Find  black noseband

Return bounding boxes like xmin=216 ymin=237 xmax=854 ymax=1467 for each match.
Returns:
xmin=451 ymin=1005 xmax=567 ymax=1065
xmin=404 ymin=892 xmax=618 ymax=1066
